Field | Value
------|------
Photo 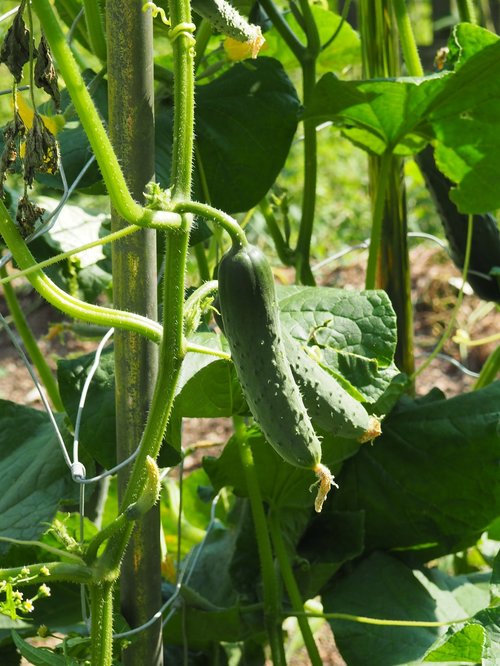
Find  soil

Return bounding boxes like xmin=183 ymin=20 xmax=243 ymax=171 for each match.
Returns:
xmin=2 ymin=245 xmax=499 ymax=666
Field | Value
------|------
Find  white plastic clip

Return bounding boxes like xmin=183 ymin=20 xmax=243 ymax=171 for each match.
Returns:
xmin=71 ymin=462 xmax=86 ymax=481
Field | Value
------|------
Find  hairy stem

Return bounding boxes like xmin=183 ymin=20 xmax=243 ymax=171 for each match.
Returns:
xmin=32 ymin=0 xmax=181 ymax=230
xmin=234 ymin=419 xmax=286 ymax=666
xmin=90 ymin=582 xmax=115 ymax=666
xmin=268 ymin=510 xmax=322 ymax=666
xmin=82 ymin=0 xmax=107 ymax=61
xmin=296 ymin=58 xmax=318 ymax=285
xmin=365 ymin=150 xmax=391 ymax=290
xmin=0 ymin=203 xmax=162 ymax=343
xmin=391 ymin=0 xmax=424 ymax=76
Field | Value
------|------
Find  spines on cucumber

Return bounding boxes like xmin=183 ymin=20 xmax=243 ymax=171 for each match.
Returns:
xmin=191 ymin=0 xmax=264 ymax=58
xmin=283 ymin=331 xmax=381 ymax=442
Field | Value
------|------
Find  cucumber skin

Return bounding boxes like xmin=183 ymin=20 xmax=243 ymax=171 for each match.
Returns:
xmin=218 ymin=243 xmax=321 ymax=469
xmin=283 ymin=331 xmax=371 ymax=439
xmin=416 ymin=146 xmax=500 ymax=303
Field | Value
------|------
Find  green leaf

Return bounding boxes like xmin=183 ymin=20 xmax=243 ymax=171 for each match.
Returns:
xmin=11 ymin=631 xmax=72 ymax=666
xmin=323 ymin=552 xmax=489 ymax=666
xmin=57 ymin=347 xmax=116 ymax=470
xmin=330 ymin=383 xmax=500 ymax=559
xmin=157 ymin=57 xmax=300 ymax=213
xmin=305 ymin=24 xmax=500 ymax=213
xmin=475 ymin=607 xmax=500 ymax=664
xmin=203 ymin=428 xmax=317 ymax=510
xmin=278 ymin=286 xmax=398 ymax=402
xmin=0 ymin=401 xmax=77 ymax=551
xmin=173 ymin=332 xmax=245 ymax=417
xmin=424 ymin=623 xmax=486 ymax=662
xmin=305 ymin=72 xmax=443 ymax=155
xmin=297 ymin=510 xmax=365 ymax=599
xmin=263 ymin=6 xmax=360 ymax=74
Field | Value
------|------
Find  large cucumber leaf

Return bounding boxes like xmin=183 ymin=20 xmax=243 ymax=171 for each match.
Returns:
xmin=323 ymin=551 xmax=491 ymax=666
xmin=278 ymin=285 xmax=398 ymax=403
xmin=173 ymin=332 xmax=245 ymax=417
xmin=329 ymin=382 xmax=500 ymax=560
xmin=0 ymin=401 xmax=78 ymax=553
xmin=305 ymin=23 xmax=500 ymax=214
xmin=157 ymin=56 xmax=300 ymax=213
xmin=204 ymin=427 xmax=317 ymax=510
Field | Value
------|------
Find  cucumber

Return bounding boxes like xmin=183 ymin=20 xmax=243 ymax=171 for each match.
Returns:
xmin=218 ymin=242 xmax=322 ymax=470
xmin=283 ymin=331 xmax=381 ymax=442
xmin=416 ymin=146 xmax=500 ymax=303
xmin=191 ymin=0 xmax=264 ymax=56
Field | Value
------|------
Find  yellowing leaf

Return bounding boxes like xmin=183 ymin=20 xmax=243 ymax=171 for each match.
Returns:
xmin=15 ymin=94 xmax=64 ymax=135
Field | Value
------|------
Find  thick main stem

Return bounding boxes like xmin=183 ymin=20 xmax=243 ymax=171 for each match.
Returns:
xmin=296 ymin=58 xmax=318 ymax=285
xmin=360 ymin=0 xmax=414 ymax=376
xmin=90 ymin=582 xmax=114 ymax=666
xmin=106 ymin=1 xmax=162 ymax=664
xmin=97 ymin=0 xmax=196 ymax=586
xmin=234 ymin=420 xmax=286 ymax=665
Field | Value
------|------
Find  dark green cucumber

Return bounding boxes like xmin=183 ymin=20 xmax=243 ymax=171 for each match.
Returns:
xmin=416 ymin=145 xmax=500 ymax=303
xmin=283 ymin=331 xmax=380 ymax=442
xmin=218 ymin=242 xmax=322 ymax=470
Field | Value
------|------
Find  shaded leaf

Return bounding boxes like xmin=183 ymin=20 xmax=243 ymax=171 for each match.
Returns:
xmin=157 ymin=57 xmax=300 ymax=213
xmin=204 ymin=427 xmax=323 ymax=513
xmin=330 ymin=383 xmax=500 ymax=560
xmin=57 ymin=347 xmax=116 ymax=470
xmin=173 ymin=332 xmax=245 ymax=417
xmin=0 ymin=401 xmax=77 ymax=552
xmin=297 ymin=510 xmax=364 ymax=598
xmin=324 ymin=552 xmax=489 ymax=666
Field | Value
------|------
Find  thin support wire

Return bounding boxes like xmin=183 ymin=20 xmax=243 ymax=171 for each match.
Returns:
xmin=68 ymin=7 xmax=85 ymax=45
xmin=0 ymin=6 xmax=19 ymax=22
xmin=312 ymin=231 xmax=497 ymax=286
xmin=0 ymin=155 xmax=96 ymax=271
xmin=0 ymin=313 xmax=72 ymax=468
xmin=112 ymin=491 xmax=222 ymax=640
xmin=72 ymin=327 xmax=114 ymax=475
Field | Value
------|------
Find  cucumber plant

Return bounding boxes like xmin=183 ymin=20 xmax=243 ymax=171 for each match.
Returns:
xmin=1 ymin=1 xmax=500 ymax=665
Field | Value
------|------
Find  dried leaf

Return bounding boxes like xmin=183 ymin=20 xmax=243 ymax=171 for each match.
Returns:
xmin=34 ymin=34 xmax=60 ymax=111
xmin=0 ymin=111 xmax=26 ymax=195
xmin=0 ymin=2 xmax=36 ymax=83
xmin=23 ymin=113 xmax=59 ymax=186
xmin=16 ymin=195 xmax=45 ymax=238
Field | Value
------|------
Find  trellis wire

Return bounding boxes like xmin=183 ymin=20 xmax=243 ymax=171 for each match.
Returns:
xmin=0 ymin=6 xmax=19 ymax=22
xmin=0 ymin=313 xmax=72 ymax=468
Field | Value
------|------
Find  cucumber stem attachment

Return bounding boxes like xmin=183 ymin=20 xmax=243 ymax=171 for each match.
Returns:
xmin=312 ymin=463 xmax=337 ymax=513
xmin=172 ymin=200 xmax=247 ymax=247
